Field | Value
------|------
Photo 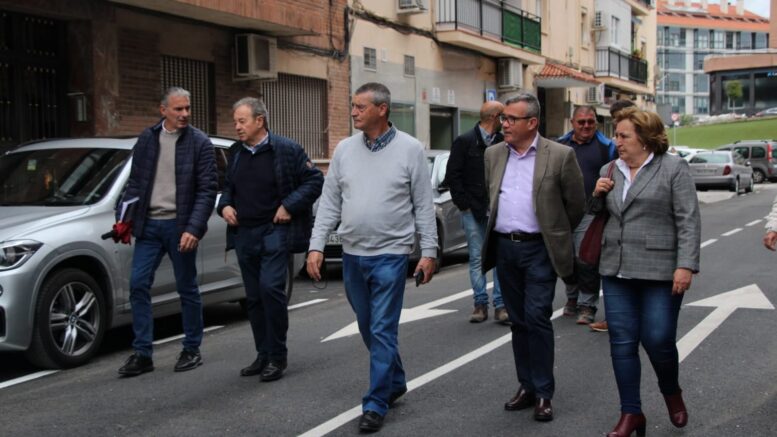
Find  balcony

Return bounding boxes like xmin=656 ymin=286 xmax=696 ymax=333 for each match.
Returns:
xmin=596 ymin=48 xmax=648 ymax=82
xmin=435 ymin=0 xmax=544 ymax=64
xmin=625 ymin=0 xmax=652 ymax=16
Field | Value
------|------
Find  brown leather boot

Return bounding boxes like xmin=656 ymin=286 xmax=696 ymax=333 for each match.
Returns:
xmin=663 ymin=390 xmax=688 ymax=428
xmin=607 ymin=413 xmax=646 ymax=437
xmin=469 ymin=304 xmax=487 ymax=323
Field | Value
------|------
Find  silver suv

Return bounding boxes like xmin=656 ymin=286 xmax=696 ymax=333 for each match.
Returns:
xmin=0 ymin=137 xmax=301 ymax=369
xmin=717 ymin=140 xmax=777 ymax=183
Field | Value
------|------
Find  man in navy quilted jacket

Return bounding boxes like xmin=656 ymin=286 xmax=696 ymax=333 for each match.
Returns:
xmin=117 ymin=87 xmax=217 ymax=377
xmin=217 ymin=97 xmax=323 ymax=382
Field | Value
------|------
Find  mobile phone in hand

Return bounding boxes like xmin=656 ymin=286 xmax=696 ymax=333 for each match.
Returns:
xmin=415 ymin=270 xmax=424 ymax=287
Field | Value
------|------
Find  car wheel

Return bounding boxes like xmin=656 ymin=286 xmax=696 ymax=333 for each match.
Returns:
xmin=730 ymin=178 xmax=740 ymax=193
xmin=745 ymin=176 xmax=754 ymax=193
xmin=25 ymin=268 xmax=106 ymax=369
xmin=752 ymin=169 xmax=766 ymax=184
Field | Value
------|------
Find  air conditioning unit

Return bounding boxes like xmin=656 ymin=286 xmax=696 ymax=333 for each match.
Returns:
xmin=593 ymin=11 xmax=607 ymax=30
xmin=586 ymin=84 xmax=604 ymax=103
xmin=497 ymin=58 xmax=523 ymax=89
xmin=234 ymin=34 xmax=277 ymax=81
xmin=397 ymin=0 xmax=428 ymax=15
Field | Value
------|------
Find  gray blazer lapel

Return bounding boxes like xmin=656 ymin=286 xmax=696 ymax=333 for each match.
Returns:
xmin=610 ymin=168 xmax=625 ymax=219
xmin=622 ymin=154 xmax=663 ymax=213
xmin=491 ymin=143 xmax=510 ymax=215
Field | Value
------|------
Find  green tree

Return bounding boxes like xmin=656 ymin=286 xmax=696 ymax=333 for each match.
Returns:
xmin=725 ymin=80 xmax=743 ymax=112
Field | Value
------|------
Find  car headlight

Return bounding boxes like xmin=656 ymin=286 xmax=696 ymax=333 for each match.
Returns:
xmin=0 ymin=240 xmax=43 ymax=271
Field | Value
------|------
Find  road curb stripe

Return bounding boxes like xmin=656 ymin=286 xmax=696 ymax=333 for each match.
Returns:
xmin=721 ymin=228 xmax=742 ymax=237
xmin=746 ymin=219 xmax=762 ymax=227
xmin=0 ymin=370 xmax=59 ymax=390
xmin=153 ymin=325 xmax=224 ymax=346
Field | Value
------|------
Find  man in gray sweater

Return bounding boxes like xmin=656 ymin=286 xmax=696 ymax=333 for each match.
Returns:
xmin=307 ymin=82 xmax=437 ymax=433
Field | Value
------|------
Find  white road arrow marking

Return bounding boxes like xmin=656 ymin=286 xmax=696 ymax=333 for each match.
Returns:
xmin=322 ymin=283 xmax=494 ymax=342
xmin=677 ymin=284 xmax=774 ymax=362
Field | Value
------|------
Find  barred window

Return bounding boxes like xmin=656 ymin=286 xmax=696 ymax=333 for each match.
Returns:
xmin=364 ymin=47 xmax=377 ymax=71
xmin=258 ymin=73 xmax=328 ymax=160
xmin=160 ymin=55 xmax=214 ymax=133
xmin=404 ymin=55 xmax=415 ymax=76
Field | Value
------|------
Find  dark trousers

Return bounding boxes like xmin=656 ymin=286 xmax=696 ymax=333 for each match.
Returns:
xmin=234 ymin=223 xmax=290 ymax=362
xmin=496 ymin=237 xmax=557 ymax=399
xmin=602 ymin=276 xmax=683 ymax=414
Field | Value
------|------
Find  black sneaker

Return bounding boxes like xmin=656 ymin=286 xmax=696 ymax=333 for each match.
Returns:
xmin=118 ymin=353 xmax=154 ymax=377
xmin=174 ymin=350 xmax=202 ymax=372
xmin=259 ymin=360 xmax=287 ymax=382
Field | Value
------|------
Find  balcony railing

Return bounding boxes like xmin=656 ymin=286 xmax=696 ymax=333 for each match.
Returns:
xmin=596 ymin=48 xmax=647 ymax=85
xmin=436 ymin=0 xmax=541 ymax=53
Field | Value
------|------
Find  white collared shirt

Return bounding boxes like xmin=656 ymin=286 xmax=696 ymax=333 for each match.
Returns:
xmin=615 ymin=153 xmax=655 ymax=202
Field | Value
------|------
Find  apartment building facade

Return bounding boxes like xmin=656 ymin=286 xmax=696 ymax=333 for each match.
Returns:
xmin=0 ymin=0 xmax=351 ymax=159
xmin=656 ymin=0 xmax=769 ymax=118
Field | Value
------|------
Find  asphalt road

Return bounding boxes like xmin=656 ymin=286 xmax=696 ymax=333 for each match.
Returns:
xmin=2 ymin=185 xmax=777 ymax=436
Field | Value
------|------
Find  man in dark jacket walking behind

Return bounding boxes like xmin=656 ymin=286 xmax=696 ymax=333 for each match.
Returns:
xmin=556 ymin=105 xmax=616 ymax=327
xmin=118 ymin=87 xmax=218 ymax=377
xmin=446 ymin=100 xmax=508 ymax=324
xmin=218 ymin=97 xmax=323 ymax=382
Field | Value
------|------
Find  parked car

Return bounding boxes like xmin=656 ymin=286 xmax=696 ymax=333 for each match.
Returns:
xmin=688 ymin=151 xmax=754 ymax=193
xmin=716 ymin=140 xmax=777 ymax=183
xmin=318 ymin=150 xmax=467 ymax=271
xmin=754 ymin=107 xmax=777 ymax=117
xmin=0 ymin=137 xmax=303 ymax=369
xmin=669 ymin=145 xmax=706 ymax=161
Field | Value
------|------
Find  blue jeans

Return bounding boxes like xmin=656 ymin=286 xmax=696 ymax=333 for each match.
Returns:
xmin=496 ymin=237 xmax=557 ymax=399
xmin=461 ymin=211 xmax=502 ymax=308
xmin=129 ymin=219 xmax=203 ymax=357
xmin=233 ymin=224 xmax=289 ymax=362
xmin=567 ymin=213 xmax=600 ymax=309
xmin=602 ymin=276 xmax=684 ymax=414
xmin=343 ymin=253 xmax=408 ymax=416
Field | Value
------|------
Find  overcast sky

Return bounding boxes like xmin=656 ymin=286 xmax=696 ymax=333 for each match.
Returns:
xmin=737 ymin=0 xmax=770 ymax=18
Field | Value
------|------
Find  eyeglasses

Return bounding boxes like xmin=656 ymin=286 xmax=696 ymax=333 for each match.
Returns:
xmin=575 ymin=119 xmax=596 ymax=126
xmin=499 ymin=114 xmax=534 ymax=126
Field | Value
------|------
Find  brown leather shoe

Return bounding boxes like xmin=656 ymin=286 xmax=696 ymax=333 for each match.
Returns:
xmin=589 ymin=320 xmax=609 ymax=332
xmin=504 ymin=387 xmax=536 ymax=411
xmin=469 ymin=304 xmax=487 ymax=323
xmin=494 ymin=307 xmax=510 ymax=325
xmin=534 ymin=398 xmax=553 ymax=422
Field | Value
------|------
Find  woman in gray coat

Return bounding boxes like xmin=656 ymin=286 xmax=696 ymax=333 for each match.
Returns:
xmin=591 ymin=107 xmax=701 ymax=436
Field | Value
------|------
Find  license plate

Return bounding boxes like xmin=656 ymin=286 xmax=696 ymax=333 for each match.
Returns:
xmin=327 ymin=233 xmax=341 ymax=245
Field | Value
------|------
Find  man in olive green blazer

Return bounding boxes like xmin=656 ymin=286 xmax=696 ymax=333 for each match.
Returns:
xmin=481 ymin=92 xmax=585 ymax=422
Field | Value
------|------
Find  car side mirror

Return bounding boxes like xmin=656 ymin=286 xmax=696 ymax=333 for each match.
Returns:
xmin=746 ymin=161 xmax=752 ymax=167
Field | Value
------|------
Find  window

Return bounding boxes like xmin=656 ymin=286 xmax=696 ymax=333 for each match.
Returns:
xmin=611 ymin=16 xmax=619 ymax=44
xmin=694 ymin=29 xmax=709 ymax=49
xmin=668 ymin=73 xmax=685 ymax=92
xmin=693 ymin=97 xmax=708 ymax=114
xmin=364 ymin=47 xmax=377 ymax=71
xmin=258 ymin=73 xmax=328 ymax=159
xmin=161 ymin=55 xmax=215 ymax=133
xmin=740 ymin=32 xmax=753 ymax=50
xmin=726 ymin=32 xmax=735 ymax=50
xmin=694 ymin=74 xmax=709 ymax=93
xmin=390 ymin=103 xmax=415 ymax=136
xmin=734 ymin=147 xmax=750 ymax=159
xmin=667 ymin=27 xmax=684 ymax=47
xmin=755 ymin=33 xmax=768 ymax=49
xmin=752 ymin=147 xmax=766 ymax=159
xmin=712 ymin=30 xmax=725 ymax=49
xmin=581 ymin=9 xmax=589 ymax=45
xmin=662 ymin=51 xmax=686 ymax=70
xmin=404 ymin=55 xmax=415 ymax=77
xmin=694 ymin=52 xmax=709 ymax=70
